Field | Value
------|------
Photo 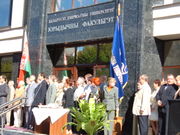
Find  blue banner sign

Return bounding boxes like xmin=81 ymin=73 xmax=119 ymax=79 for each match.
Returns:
xmin=47 ymin=2 xmax=115 ymax=45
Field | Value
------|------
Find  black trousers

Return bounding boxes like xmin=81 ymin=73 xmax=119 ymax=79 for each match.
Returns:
xmin=0 ymin=97 xmax=7 ymax=127
xmin=158 ymin=112 xmax=166 ymax=135
xmin=27 ymin=106 xmax=35 ymax=130
xmin=24 ymin=106 xmax=31 ymax=128
xmin=137 ymin=115 xmax=148 ymax=135
xmin=67 ymin=111 xmax=73 ymax=130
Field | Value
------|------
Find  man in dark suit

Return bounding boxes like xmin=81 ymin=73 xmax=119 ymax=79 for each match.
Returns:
xmin=31 ymin=73 xmax=48 ymax=106
xmin=156 ymin=74 xmax=178 ymax=135
xmin=0 ymin=75 xmax=9 ymax=126
xmin=28 ymin=73 xmax=48 ymax=130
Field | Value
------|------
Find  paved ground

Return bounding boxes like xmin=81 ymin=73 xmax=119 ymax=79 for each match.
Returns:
xmin=1 ymin=126 xmax=154 ymax=135
xmin=1 ymin=126 xmax=47 ymax=135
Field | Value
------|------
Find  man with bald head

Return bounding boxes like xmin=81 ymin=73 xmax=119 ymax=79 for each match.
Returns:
xmin=74 ymin=77 xmax=86 ymax=101
xmin=156 ymin=74 xmax=178 ymax=135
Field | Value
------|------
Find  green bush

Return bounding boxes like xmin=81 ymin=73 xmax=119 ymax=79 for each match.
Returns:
xmin=67 ymin=99 xmax=109 ymax=135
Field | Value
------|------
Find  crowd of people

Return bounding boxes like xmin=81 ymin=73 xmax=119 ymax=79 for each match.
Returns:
xmin=0 ymin=73 xmax=119 ymax=135
xmin=133 ymin=74 xmax=180 ymax=135
xmin=0 ymin=73 xmax=179 ymax=135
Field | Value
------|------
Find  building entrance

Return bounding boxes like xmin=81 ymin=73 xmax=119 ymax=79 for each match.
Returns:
xmin=53 ymin=65 xmax=109 ymax=81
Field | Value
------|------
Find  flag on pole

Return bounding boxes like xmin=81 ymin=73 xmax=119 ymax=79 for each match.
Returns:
xmin=110 ymin=16 xmax=128 ymax=98
xmin=18 ymin=30 xmax=32 ymax=85
xmin=62 ymin=51 xmax=68 ymax=77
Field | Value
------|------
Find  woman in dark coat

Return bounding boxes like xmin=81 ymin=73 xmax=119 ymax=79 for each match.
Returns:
xmin=62 ymin=78 xmax=75 ymax=135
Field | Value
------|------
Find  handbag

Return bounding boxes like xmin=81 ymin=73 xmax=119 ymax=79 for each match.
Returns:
xmin=113 ymin=116 xmax=123 ymax=135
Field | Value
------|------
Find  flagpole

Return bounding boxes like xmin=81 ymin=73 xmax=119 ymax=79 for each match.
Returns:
xmin=17 ymin=26 xmax=26 ymax=86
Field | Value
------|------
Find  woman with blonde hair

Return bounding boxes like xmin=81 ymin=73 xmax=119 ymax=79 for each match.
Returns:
xmin=6 ymin=80 xmax=15 ymax=126
xmin=55 ymin=82 xmax=64 ymax=107
xmin=101 ymin=77 xmax=119 ymax=135
xmin=13 ymin=80 xmax=25 ymax=127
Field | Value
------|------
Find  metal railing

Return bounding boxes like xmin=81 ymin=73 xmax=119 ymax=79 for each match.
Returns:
xmin=0 ymin=97 xmax=27 ymax=135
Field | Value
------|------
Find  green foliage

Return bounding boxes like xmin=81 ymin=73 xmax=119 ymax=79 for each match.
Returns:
xmin=68 ymin=99 xmax=109 ymax=135
xmin=96 ymin=67 xmax=110 ymax=77
xmin=77 ymin=46 xmax=97 ymax=64
xmin=67 ymin=56 xmax=74 ymax=65
xmin=99 ymin=43 xmax=112 ymax=63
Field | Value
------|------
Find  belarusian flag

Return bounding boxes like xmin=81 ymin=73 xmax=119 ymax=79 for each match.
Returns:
xmin=18 ymin=30 xmax=31 ymax=84
xmin=62 ymin=51 xmax=68 ymax=76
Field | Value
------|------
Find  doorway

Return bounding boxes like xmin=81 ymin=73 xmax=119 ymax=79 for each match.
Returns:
xmin=162 ymin=66 xmax=180 ymax=79
xmin=53 ymin=67 xmax=78 ymax=81
xmin=77 ymin=65 xmax=94 ymax=77
xmin=53 ymin=65 xmax=109 ymax=81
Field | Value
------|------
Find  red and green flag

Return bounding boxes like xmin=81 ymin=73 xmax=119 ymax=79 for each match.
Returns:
xmin=18 ymin=31 xmax=31 ymax=85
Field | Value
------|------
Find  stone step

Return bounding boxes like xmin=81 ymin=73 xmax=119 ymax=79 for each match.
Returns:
xmin=0 ymin=127 xmax=47 ymax=135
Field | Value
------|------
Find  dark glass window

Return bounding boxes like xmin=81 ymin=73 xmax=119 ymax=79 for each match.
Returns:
xmin=54 ymin=43 xmax=112 ymax=66
xmin=98 ymin=43 xmax=112 ymax=63
xmin=0 ymin=0 xmax=12 ymax=28
xmin=76 ymin=45 xmax=97 ymax=64
xmin=57 ymin=70 xmax=72 ymax=80
xmin=55 ymin=0 xmax=112 ymax=11
xmin=65 ymin=47 xmax=75 ymax=65
xmin=56 ymin=47 xmax=75 ymax=66
xmin=0 ymin=56 xmax=13 ymax=80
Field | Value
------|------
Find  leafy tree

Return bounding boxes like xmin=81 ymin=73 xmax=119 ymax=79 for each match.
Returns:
xmin=77 ymin=46 xmax=97 ymax=64
xmin=99 ymin=43 xmax=112 ymax=63
xmin=67 ymin=56 xmax=74 ymax=65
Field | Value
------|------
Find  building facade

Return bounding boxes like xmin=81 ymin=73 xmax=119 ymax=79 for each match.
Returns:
xmin=0 ymin=0 xmax=180 ymax=134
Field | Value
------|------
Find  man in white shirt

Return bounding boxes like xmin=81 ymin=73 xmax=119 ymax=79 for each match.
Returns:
xmin=74 ymin=77 xmax=86 ymax=106
xmin=133 ymin=74 xmax=151 ymax=135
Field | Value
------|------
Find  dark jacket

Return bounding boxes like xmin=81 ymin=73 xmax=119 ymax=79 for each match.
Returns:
xmin=31 ymin=80 xmax=48 ymax=107
xmin=0 ymin=83 xmax=9 ymax=97
xmin=63 ymin=87 xmax=75 ymax=108
xmin=156 ymin=84 xmax=178 ymax=113
xmin=0 ymin=83 xmax=9 ymax=104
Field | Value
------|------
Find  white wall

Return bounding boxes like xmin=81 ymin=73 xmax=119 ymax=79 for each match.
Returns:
xmin=0 ymin=39 xmax=23 ymax=54
xmin=153 ymin=3 xmax=180 ymax=40
xmin=0 ymin=29 xmax=23 ymax=40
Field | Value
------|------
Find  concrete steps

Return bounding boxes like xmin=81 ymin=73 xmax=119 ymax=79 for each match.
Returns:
xmin=0 ymin=127 xmax=47 ymax=135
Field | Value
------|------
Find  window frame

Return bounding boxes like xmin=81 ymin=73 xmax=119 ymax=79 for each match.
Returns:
xmin=0 ymin=55 xmax=13 ymax=80
xmin=54 ymin=42 xmax=112 ymax=67
xmin=0 ymin=0 xmax=13 ymax=29
xmin=51 ymin=0 xmax=113 ymax=12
